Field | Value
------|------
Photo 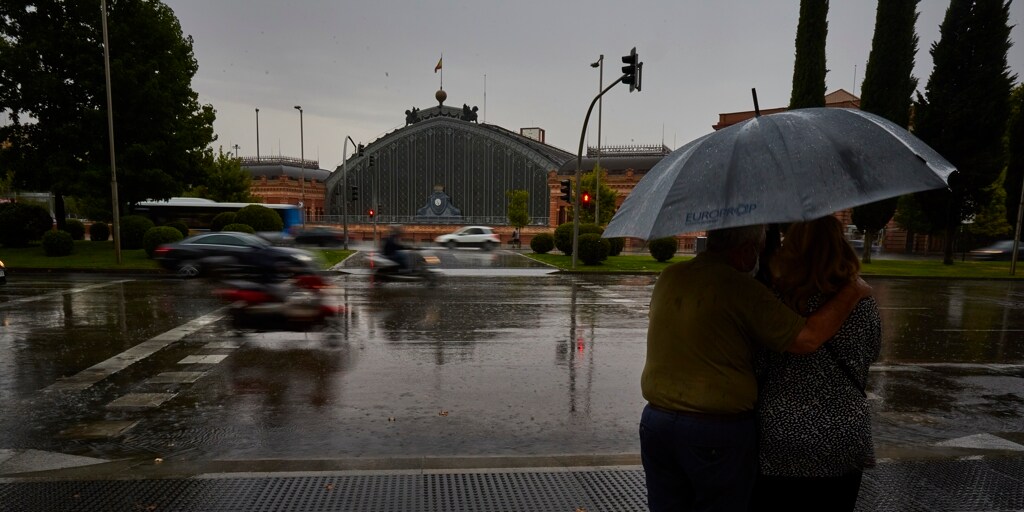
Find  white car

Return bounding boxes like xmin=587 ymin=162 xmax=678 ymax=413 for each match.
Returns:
xmin=435 ymin=226 xmax=500 ymax=250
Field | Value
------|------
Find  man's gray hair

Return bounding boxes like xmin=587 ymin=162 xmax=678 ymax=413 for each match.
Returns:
xmin=706 ymin=224 xmax=765 ymax=252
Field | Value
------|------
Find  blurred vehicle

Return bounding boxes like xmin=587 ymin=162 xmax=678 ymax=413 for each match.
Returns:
xmin=370 ymin=249 xmax=441 ymax=284
xmin=847 ymin=238 xmax=880 ymax=253
xmin=434 ymin=226 xmax=500 ymax=250
xmin=293 ymin=226 xmax=345 ymax=247
xmin=215 ymin=273 xmax=342 ymax=331
xmin=153 ymin=231 xmax=320 ymax=278
xmin=0 ymin=259 xmax=5 ymax=285
xmin=969 ymin=240 xmax=1024 ymax=261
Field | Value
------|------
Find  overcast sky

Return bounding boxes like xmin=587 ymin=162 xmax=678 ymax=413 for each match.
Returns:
xmin=162 ymin=0 xmax=1024 ymax=171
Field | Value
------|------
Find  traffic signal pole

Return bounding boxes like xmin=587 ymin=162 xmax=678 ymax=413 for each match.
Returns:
xmin=341 ymin=136 xmax=356 ymax=250
xmin=571 ymin=47 xmax=641 ymax=270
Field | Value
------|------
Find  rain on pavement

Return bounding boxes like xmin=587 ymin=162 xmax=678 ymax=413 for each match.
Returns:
xmin=0 ymin=249 xmax=1023 ymax=476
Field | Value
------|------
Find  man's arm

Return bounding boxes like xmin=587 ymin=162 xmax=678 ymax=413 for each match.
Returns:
xmin=787 ymin=277 xmax=872 ymax=354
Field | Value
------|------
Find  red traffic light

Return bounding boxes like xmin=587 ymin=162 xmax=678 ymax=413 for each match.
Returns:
xmin=581 ymin=192 xmax=591 ymax=204
xmin=368 ymin=209 xmax=375 ymax=218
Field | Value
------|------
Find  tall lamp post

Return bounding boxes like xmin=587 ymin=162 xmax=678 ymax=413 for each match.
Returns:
xmin=100 ymin=0 xmax=121 ymax=263
xmin=255 ymin=108 xmax=260 ymax=162
xmin=232 ymin=144 xmax=240 ymax=158
xmin=341 ymin=135 xmax=357 ymax=250
xmin=590 ymin=55 xmax=604 ymax=225
xmin=294 ymin=105 xmax=305 ymax=227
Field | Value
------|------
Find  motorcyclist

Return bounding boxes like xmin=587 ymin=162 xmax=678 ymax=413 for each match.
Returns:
xmin=382 ymin=224 xmax=414 ymax=273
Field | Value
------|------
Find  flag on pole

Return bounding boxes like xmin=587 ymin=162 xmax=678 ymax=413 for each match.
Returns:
xmin=434 ymin=56 xmax=443 ymax=73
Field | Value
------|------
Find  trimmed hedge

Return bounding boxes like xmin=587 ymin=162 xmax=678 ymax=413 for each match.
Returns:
xmin=119 ymin=215 xmax=155 ymax=250
xmin=553 ymin=222 xmax=603 ymax=256
xmin=166 ymin=221 xmax=190 ymax=238
xmin=578 ymin=233 xmax=610 ymax=265
xmin=42 ymin=230 xmax=74 ymax=256
xmin=648 ymin=237 xmax=678 ymax=262
xmin=143 ymin=226 xmax=184 ymax=258
xmin=607 ymin=237 xmax=625 ymax=256
xmin=90 ymin=222 xmax=110 ymax=242
xmin=65 ymin=219 xmax=86 ymax=240
xmin=0 ymin=202 xmax=53 ymax=247
xmin=530 ymin=232 xmax=555 ymax=254
xmin=234 ymin=205 xmax=282 ymax=232
xmin=211 ymin=212 xmax=236 ymax=232
xmin=222 ymin=223 xmax=255 ymax=234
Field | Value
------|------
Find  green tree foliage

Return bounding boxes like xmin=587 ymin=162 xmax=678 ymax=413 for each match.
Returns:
xmin=234 ymin=205 xmax=283 ymax=232
xmin=64 ymin=219 xmax=86 ymax=240
xmin=0 ymin=202 xmax=53 ymax=247
xmin=1005 ymin=84 xmax=1024 ymax=233
xmin=577 ymin=167 xmax=617 ymax=225
xmin=852 ymin=0 xmax=920 ymax=263
xmin=506 ymin=189 xmax=529 ymax=230
xmin=789 ymin=0 xmax=829 ymax=109
xmin=912 ymin=0 xmax=1015 ymax=263
xmin=222 ymin=223 xmax=255 ymax=234
xmin=0 ymin=0 xmax=216 ymax=222
xmin=165 ymin=221 xmax=190 ymax=238
xmin=968 ymin=169 xmax=1012 ymax=237
xmin=185 ymin=148 xmax=256 ymax=202
xmin=89 ymin=222 xmax=110 ymax=242
xmin=554 ymin=222 xmax=602 ymax=255
xmin=211 ymin=212 xmax=237 ymax=232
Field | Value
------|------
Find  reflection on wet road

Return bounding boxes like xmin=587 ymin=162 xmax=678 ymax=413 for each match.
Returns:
xmin=0 ymin=270 xmax=1022 ymax=471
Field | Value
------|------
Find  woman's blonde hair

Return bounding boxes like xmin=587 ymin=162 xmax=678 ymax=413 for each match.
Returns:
xmin=770 ymin=216 xmax=860 ymax=313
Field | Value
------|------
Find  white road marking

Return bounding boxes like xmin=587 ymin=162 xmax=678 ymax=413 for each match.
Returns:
xmin=44 ymin=308 xmax=226 ymax=392
xmin=0 ymin=280 xmax=132 ymax=309
xmin=935 ymin=433 xmax=1024 ymax=451
xmin=178 ymin=354 xmax=228 ymax=365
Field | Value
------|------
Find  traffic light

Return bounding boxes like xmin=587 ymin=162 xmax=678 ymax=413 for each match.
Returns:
xmin=581 ymin=191 xmax=591 ymax=206
xmin=368 ymin=208 xmax=375 ymax=218
xmin=621 ymin=47 xmax=641 ymax=92
xmin=350 ymin=185 xmax=358 ymax=201
xmin=559 ymin=179 xmax=571 ymax=202
xmin=357 ymin=144 xmax=365 ymax=157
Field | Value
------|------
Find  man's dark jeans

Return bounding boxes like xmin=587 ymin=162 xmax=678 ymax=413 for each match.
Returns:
xmin=639 ymin=404 xmax=757 ymax=511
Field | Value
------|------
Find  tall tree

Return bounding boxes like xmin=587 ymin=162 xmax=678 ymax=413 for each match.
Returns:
xmin=506 ymin=189 xmax=529 ymax=231
xmin=789 ymin=0 xmax=829 ymax=109
xmin=0 ymin=0 xmax=216 ymax=225
xmin=912 ymin=0 xmax=1015 ymax=264
xmin=577 ymin=167 xmax=617 ymax=225
xmin=184 ymin=148 xmax=256 ymax=203
xmin=851 ymin=0 xmax=920 ymax=263
xmin=1005 ymin=84 xmax=1024 ymax=238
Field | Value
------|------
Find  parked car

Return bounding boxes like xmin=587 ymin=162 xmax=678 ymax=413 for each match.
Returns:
xmin=968 ymin=240 xmax=1024 ymax=261
xmin=434 ymin=226 xmax=500 ymax=250
xmin=153 ymin=231 xmax=320 ymax=278
xmin=293 ymin=226 xmax=345 ymax=247
xmin=847 ymin=238 xmax=880 ymax=253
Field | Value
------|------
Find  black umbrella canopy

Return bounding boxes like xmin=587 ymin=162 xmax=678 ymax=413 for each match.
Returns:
xmin=604 ymin=108 xmax=956 ymax=240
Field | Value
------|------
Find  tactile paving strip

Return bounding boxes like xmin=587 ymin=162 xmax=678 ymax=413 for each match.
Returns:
xmin=2 ymin=459 xmax=1023 ymax=512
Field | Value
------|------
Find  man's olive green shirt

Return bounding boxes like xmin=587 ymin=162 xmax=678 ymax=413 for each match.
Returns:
xmin=641 ymin=252 xmax=805 ymax=414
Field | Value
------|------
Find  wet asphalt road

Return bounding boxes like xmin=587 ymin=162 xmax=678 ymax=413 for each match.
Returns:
xmin=0 ymin=250 xmax=1022 ymax=474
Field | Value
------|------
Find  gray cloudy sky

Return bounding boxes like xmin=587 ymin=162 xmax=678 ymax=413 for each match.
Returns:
xmin=163 ymin=0 xmax=1024 ymax=170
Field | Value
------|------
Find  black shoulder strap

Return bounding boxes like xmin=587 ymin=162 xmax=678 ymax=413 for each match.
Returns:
xmin=822 ymin=343 xmax=867 ymax=398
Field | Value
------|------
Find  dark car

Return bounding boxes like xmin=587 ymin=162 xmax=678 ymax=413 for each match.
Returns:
xmin=293 ymin=226 xmax=345 ymax=247
xmin=153 ymin=232 xmax=320 ymax=278
xmin=969 ymin=240 xmax=1024 ymax=261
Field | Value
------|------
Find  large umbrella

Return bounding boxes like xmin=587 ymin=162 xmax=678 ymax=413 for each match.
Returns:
xmin=603 ymin=108 xmax=956 ymax=240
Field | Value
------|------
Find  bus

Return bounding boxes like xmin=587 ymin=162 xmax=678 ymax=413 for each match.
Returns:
xmin=133 ymin=197 xmax=302 ymax=233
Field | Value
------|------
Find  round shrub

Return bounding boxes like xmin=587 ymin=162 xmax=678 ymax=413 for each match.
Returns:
xmin=607 ymin=237 xmax=625 ymax=256
xmin=648 ymin=237 xmax=678 ymax=262
xmin=119 ymin=215 xmax=155 ymax=250
xmin=143 ymin=226 xmax=184 ymax=258
xmin=42 ymin=230 xmax=74 ymax=256
xmin=0 ymin=202 xmax=53 ymax=247
xmin=165 ymin=221 xmax=190 ymax=238
xmin=211 ymin=212 xmax=236 ymax=232
xmin=578 ymin=233 xmax=610 ymax=265
xmin=222 ymin=223 xmax=255 ymax=234
xmin=234 ymin=205 xmax=282 ymax=232
xmin=530 ymin=232 xmax=555 ymax=254
xmin=89 ymin=222 xmax=110 ymax=242
xmin=553 ymin=222 xmax=604 ymax=255
xmin=65 ymin=219 xmax=86 ymax=240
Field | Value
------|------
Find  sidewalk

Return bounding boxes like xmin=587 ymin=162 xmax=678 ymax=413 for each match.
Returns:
xmin=2 ymin=456 xmax=1022 ymax=511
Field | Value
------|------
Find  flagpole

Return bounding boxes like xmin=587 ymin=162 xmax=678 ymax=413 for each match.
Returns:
xmin=440 ymin=53 xmax=444 ymax=89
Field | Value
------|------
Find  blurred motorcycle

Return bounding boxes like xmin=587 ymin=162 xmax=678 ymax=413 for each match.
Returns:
xmin=215 ymin=273 xmax=343 ymax=331
xmin=369 ymin=249 xmax=441 ymax=285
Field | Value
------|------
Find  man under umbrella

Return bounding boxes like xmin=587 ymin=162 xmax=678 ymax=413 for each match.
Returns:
xmin=638 ymin=224 xmax=871 ymax=511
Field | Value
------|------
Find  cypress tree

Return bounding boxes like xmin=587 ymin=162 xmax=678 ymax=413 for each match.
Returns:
xmin=912 ymin=0 xmax=1015 ymax=264
xmin=789 ymin=0 xmax=829 ymax=109
xmin=851 ymin=0 xmax=920 ymax=263
xmin=1005 ymin=85 xmax=1024 ymax=238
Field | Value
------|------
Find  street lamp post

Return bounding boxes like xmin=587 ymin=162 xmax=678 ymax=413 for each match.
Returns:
xmin=341 ymin=135 xmax=356 ymax=250
xmin=100 ymin=0 xmax=121 ymax=264
xmin=255 ymin=108 xmax=260 ymax=162
xmin=294 ymin=105 xmax=305 ymax=227
xmin=232 ymin=143 xmax=240 ymax=158
xmin=590 ymin=55 xmax=603 ymax=225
